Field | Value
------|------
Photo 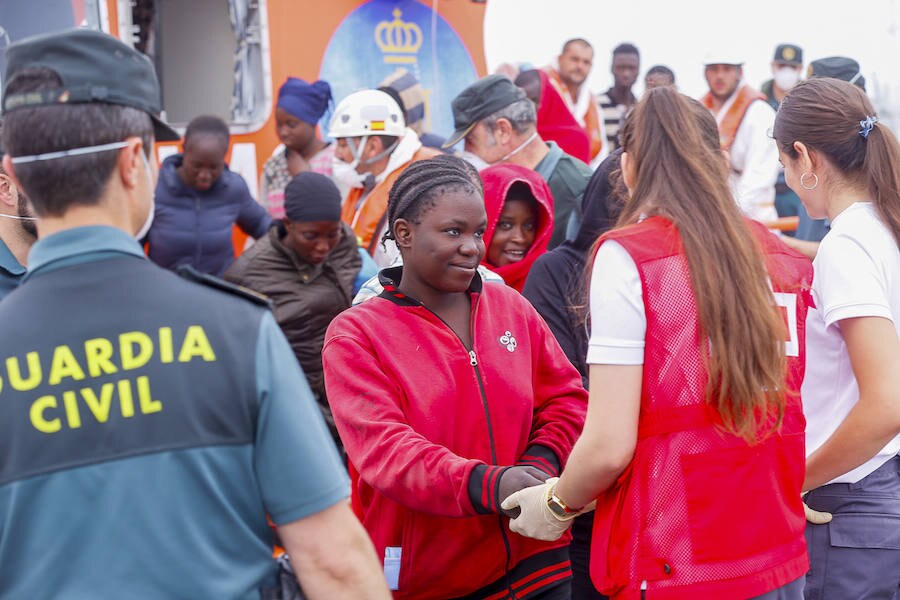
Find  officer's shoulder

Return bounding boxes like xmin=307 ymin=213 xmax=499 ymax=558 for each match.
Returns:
xmin=176 ymin=265 xmax=272 ymax=309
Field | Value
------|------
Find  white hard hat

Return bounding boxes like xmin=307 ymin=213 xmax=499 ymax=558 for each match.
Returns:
xmin=702 ymin=50 xmax=744 ymax=67
xmin=328 ymin=89 xmax=406 ymax=139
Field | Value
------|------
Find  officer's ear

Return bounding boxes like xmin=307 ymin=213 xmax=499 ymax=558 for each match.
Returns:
xmin=1 ymin=155 xmax=24 ymax=202
xmin=0 ymin=173 xmax=19 ymax=209
xmin=117 ymin=137 xmax=144 ymax=190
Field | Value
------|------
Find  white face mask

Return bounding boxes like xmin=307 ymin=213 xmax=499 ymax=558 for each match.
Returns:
xmin=462 ymin=130 xmax=539 ymax=172
xmin=460 ymin=151 xmax=490 ymax=171
xmin=773 ymin=67 xmax=801 ymax=91
xmin=498 ymin=131 xmax=538 ymax=163
xmin=332 ymin=137 xmax=369 ymax=189
xmin=134 ymin=150 xmax=155 ymax=240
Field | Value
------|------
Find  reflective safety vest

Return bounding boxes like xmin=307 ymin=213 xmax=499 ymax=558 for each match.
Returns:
xmin=591 ymin=216 xmax=812 ymax=599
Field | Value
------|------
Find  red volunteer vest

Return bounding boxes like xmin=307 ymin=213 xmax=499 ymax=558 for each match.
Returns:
xmin=591 ymin=217 xmax=811 ymax=599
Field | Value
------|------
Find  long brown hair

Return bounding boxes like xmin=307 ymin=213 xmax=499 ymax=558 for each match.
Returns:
xmin=614 ymin=87 xmax=787 ymax=441
xmin=773 ymin=77 xmax=900 ymax=247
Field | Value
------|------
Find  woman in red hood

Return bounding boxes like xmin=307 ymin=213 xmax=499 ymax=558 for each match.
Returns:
xmin=481 ymin=163 xmax=555 ymax=292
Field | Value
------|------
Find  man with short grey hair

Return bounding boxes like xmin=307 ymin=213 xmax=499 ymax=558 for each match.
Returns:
xmin=446 ymin=74 xmax=592 ymax=248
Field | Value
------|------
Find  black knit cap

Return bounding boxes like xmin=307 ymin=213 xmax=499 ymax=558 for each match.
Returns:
xmin=284 ymin=171 xmax=342 ymax=222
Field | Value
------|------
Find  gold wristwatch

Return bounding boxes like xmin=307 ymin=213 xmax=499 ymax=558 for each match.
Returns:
xmin=546 ymin=484 xmax=582 ymax=521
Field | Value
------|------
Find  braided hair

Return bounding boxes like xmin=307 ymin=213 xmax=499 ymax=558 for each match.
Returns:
xmin=382 ymin=154 xmax=483 ymax=244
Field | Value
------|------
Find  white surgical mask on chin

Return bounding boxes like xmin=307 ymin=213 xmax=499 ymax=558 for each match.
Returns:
xmin=332 ymin=156 xmax=367 ymax=189
xmin=460 ymin=151 xmax=490 ymax=171
xmin=773 ymin=67 xmax=800 ymax=91
xmin=332 ymin=137 xmax=370 ymax=189
xmin=462 ymin=131 xmax=539 ymax=172
xmin=134 ymin=150 xmax=155 ymax=241
xmin=497 ymin=131 xmax=538 ymax=163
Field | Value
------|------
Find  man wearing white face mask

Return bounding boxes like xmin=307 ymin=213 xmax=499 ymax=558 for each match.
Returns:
xmin=447 ymin=75 xmax=592 ymax=249
xmin=330 ymin=89 xmax=439 ymax=267
xmin=762 ymin=44 xmax=804 ymax=111
xmin=762 ymin=44 xmax=805 ymax=225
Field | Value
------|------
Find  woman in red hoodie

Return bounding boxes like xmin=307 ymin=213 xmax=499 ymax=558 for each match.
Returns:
xmin=323 ymin=155 xmax=587 ymax=599
xmin=481 ymin=163 xmax=554 ymax=292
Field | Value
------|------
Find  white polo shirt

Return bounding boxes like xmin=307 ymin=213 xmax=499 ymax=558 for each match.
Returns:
xmin=803 ymin=201 xmax=900 ymax=484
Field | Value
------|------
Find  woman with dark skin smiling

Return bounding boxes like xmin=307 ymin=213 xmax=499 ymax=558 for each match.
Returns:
xmin=225 ymin=171 xmax=360 ymax=449
xmin=481 ymin=163 xmax=554 ymax=292
xmin=322 ymin=156 xmax=586 ymax=599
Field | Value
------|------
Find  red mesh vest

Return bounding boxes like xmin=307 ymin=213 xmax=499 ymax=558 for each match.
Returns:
xmin=590 ymin=217 xmax=812 ymax=599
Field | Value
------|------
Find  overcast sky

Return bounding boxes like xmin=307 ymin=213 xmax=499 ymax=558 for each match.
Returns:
xmin=484 ymin=0 xmax=900 ymax=127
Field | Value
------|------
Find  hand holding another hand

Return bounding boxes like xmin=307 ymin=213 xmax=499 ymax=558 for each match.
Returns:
xmin=497 ymin=466 xmax=551 ymax=518
xmin=500 ymin=478 xmax=574 ymax=541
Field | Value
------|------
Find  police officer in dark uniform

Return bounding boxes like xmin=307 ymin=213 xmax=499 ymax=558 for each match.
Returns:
xmin=0 ymin=29 xmax=388 ymax=599
xmin=761 ymin=44 xmax=804 ymax=230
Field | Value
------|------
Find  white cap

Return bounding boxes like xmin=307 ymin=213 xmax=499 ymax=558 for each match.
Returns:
xmin=328 ymin=89 xmax=406 ymax=139
xmin=702 ymin=50 xmax=745 ymax=67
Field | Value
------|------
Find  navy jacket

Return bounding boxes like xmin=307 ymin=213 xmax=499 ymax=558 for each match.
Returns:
xmin=148 ymin=154 xmax=271 ymax=276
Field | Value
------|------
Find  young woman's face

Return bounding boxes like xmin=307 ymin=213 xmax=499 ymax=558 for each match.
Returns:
xmin=283 ymin=220 xmax=342 ymax=264
xmin=487 ymin=197 xmax=537 ymax=267
xmin=275 ymin=107 xmax=316 ymax=152
xmin=401 ymin=189 xmax=487 ymax=294
xmin=181 ymin=134 xmax=227 ymax=192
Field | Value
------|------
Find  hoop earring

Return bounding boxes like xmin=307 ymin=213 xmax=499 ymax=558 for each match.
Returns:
xmin=800 ymin=172 xmax=819 ymax=190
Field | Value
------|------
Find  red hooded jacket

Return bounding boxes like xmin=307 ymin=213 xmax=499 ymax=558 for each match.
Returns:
xmin=323 ymin=269 xmax=587 ymax=599
xmin=481 ymin=164 xmax=555 ymax=292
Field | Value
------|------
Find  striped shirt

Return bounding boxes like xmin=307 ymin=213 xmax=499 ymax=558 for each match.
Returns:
xmin=596 ymin=88 xmax=637 ymax=151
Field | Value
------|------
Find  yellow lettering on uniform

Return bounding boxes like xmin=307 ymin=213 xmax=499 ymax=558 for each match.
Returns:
xmin=84 ymin=338 xmax=118 ymax=377
xmin=30 ymin=395 xmax=61 ymax=433
xmin=137 ymin=376 xmax=162 ymax=414
xmin=118 ymin=379 xmax=135 ymax=418
xmin=81 ymin=383 xmax=115 ymax=423
xmin=62 ymin=390 xmax=81 ymax=429
xmin=178 ymin=326 xmax=216 ymax=363
xmin=48 ymin=346 xmax=86 ymax=386
xmin=7 ymin=352 xmax=43 ymax=391
xmin=120 ymin=331 xmax=153 ymax=370
xmin=159 ymin=327 xmax=174 ymax=364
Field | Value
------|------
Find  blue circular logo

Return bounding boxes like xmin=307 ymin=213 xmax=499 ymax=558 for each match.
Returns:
xmin=319 ymin=0 xmax=478 ymax=139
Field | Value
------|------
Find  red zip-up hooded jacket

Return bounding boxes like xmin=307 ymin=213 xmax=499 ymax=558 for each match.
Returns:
xmin=323 ymin=268 xmax=587 ymax=599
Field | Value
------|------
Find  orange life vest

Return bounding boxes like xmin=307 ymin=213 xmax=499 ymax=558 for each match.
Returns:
xmin=702 ymin=84 xmax=766 ymax=151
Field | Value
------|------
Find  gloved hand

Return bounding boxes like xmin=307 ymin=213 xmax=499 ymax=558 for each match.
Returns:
xmin=803 ymin=496 xmax=832 ymax=525
xmin=498 ymin=466 xmax=551 ymax=518
xmin=500 ymin=477 xmax=574 ymax=541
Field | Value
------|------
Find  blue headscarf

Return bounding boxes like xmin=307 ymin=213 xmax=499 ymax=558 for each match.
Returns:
xmin=276 ymin=78 xmax=333 ymax=125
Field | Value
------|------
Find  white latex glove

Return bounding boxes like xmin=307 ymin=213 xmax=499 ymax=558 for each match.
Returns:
xmin=500 ymin=477 xmax=574 ymax=541
xmin=802 ymin=493 xmax=832 ymax=524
